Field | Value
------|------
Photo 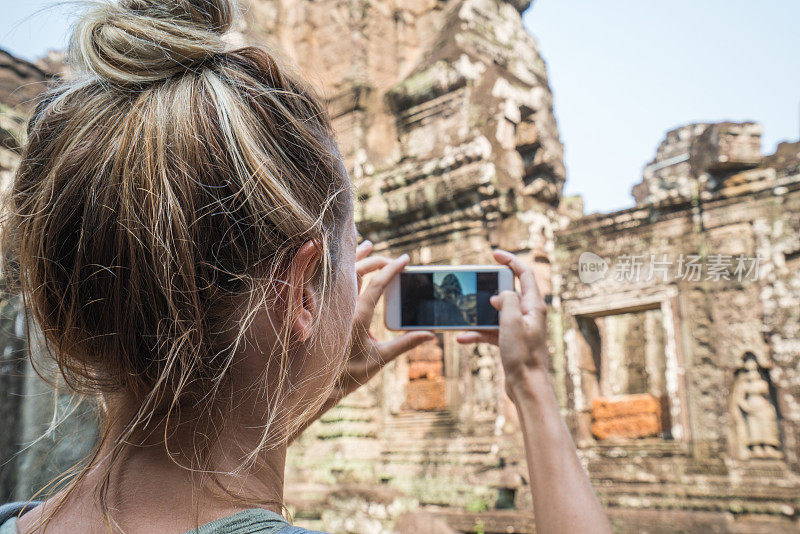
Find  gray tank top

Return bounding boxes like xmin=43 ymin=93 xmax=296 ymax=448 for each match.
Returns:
xmin=0 ymin=502 xmax=324 ymax=533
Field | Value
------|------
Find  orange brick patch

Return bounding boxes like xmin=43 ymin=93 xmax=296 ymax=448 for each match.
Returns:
xmin=405 ymin=378 xmax=447 ymax=411
xmin=590 ymin=393 xmax=662 ymax=440
xmin=408 ymin=360 xmax=444 ymax=380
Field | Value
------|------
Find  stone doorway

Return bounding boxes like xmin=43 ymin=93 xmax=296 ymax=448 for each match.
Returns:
xmin=571 ymin=304 xmax=680 ymax=443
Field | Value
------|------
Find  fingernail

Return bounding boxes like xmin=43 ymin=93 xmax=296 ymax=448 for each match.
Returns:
xmin=362 ymin=239 xmax=372 ymax=247
xmin=400 ymin=253 xmax=410 ymax=261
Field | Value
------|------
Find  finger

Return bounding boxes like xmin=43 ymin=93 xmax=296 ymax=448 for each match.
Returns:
xmin=356 ymin=256 xmax=391 ymax=278
xmin=493 ymin=249 xmax=543 ymax=313
xmin=356 ymin=255 xmax=390 ymax=293
xmin=359 ymin=254 xmax=408 ymax=308
xmin=378 ymin=330 xmax=436 ymax=360
xmin=455 ymin=330 xmax=498 ymax=345
xmin=491 ymin=290 xmax=522 ymax=324
xmin=355 ymin=253 xmax=410 ymax=325
xmin=356 ymin=239 xmax=374 ymax=261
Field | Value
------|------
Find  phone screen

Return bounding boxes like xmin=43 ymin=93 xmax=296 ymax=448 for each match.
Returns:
xmin=400 ymin=270 xmax=500 ymax=327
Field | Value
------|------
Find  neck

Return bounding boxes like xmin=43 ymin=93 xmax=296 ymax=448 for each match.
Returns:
xmin=98 ymin=410 xmax=290 ymax=515
xmin=21 ymin=411 xmax=289 ymax=534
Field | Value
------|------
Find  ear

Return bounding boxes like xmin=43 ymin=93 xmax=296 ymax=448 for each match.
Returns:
xmin=287 ymin=239 xmax=321 ymax=343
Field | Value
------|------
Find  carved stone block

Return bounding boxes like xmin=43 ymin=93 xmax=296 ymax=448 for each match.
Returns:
xmin=405 ymin=377 xmax=447 ymax=411
xmin=590 ymin=394 xmax=662 ymax=440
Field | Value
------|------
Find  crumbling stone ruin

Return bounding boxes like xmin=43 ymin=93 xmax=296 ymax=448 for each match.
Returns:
xmin=1 ymin=1 xmax=799 ymax=532
xmin=554 ymin=121 xmax=800 ymax=532
xmin=238 ymin=2 xmax=564 ymax=531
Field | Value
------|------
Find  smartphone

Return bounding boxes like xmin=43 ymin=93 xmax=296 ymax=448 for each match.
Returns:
xmin=384 ymin=265 xmax=514 ymax=331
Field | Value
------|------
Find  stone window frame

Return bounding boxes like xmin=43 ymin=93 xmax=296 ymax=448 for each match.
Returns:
xmin=564 ymin=287 xmax=692 ymax=449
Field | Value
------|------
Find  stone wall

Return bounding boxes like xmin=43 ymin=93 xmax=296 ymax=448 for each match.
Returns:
xmin=554 ymin=127 xmax=800 ymax=532
xmin=240 ymin=1 xmax=568 ymax=530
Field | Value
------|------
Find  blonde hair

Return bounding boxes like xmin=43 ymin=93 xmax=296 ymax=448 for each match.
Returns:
xmin=1 ymin=0 xmax=353 ymax=529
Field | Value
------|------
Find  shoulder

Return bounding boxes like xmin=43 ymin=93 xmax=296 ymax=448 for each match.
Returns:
xmin=0 ymin=501 xmax=42 ymax=533
xmin=275 ymin=526 xmax=327 ymax=534
xmin=0 ymin=517 xmax=15 ymax=534
xmin=186 ymin=509 xmax=328 ymax=534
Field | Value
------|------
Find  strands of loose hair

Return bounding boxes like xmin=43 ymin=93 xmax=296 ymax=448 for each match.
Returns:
xmin=0 ymin=0 xmax=355 ymax=532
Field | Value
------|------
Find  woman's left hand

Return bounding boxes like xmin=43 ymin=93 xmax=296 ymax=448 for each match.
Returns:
xmin=335 ymin=240 xmax=436 ymax=397
xmin=291 ymin=241 xmax=436 ymax=442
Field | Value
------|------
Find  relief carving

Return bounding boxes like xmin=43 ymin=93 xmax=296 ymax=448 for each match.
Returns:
xmin=731 ymin=352 xmax=782 ymax=459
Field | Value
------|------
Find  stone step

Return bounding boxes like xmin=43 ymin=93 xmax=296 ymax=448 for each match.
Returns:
xmin=432 ymin=510 xmax=536 ymax=534
xmin=383 ymin=410 xmax=458 ymax=438
xmin=600 ymin=493 xmax=797 ymax=516
xmin=312 ymin=420 xmax=378 ymax=439
xmin=593 ymin=480 xmax=800 ymax=502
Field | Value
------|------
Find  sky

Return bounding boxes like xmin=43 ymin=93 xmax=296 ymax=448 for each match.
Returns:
xmin=2 ymin=1 xmax=798 ymax=214
xmin=524 ymin=0 xmax=800 ymax=213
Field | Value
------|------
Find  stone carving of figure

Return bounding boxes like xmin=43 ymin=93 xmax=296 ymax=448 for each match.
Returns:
xmin=731 ymin=352 xmax=782 ymax=459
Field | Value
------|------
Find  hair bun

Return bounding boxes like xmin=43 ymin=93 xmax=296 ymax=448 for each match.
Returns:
xmin=69 ymin=0 xmax=237 ymax=86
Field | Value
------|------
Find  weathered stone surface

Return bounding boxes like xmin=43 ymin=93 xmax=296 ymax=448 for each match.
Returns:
xmin=591 ymin=394 xmax=662 ymax=440
xmin=632 ymin=121 xmax=765 ymax=205
xmin=690 ymin=122 xmax=763 ymax=174
xmin=405 ymin=377 xmax=447 ymax=411
xmin=761 ymin=140 xmax=800 ymax=176
xmin=0 ymin=48 xmax=54 ymax=195
xmin=0 ymin=49 xmax=50 ymax=111
xmin=0 ymin=297 xmax=98 ymax=501
xmin=394 ymin=511 xmax=458 ymax=534
xmin=592 ymin=393 xmax=661 ymax=419
xmin=240 ymin=1 xmax=565 ymax=528
xmin=407 ymin=360 xmax=443 ymax=380
xmin=556 ymin=121 xmax=800 ymax=532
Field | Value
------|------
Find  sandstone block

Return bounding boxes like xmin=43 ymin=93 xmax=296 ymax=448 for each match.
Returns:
xmin=405 ymin=378 xmax=447 ymax=411
xmin=590 ymin=394 xmax=662 ymax=440
xmin=407 ymin=360 xmax=444 ymax=380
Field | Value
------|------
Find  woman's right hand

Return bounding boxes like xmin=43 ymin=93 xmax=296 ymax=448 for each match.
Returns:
xmin=455 ymin=249 xmax=550 ymax=395
xmin=458 ymin=250 xmax=614 ymax=534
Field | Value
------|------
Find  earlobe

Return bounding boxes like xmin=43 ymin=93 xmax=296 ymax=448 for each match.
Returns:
xmin=293 ymin=307 xmax=314 ymax=342
xmin=293 ymin=283 xmax=318 ymax=342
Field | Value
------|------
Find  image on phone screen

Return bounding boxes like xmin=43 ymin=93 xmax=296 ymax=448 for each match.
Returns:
xmin=400 ymin=271 xmax=499 ymax=327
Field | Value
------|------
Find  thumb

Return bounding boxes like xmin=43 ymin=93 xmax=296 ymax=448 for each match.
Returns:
xmin=491 ymin=290 xmax=521 ymax=322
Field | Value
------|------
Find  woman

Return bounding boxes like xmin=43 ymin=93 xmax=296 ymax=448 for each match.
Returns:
xmin=0 ymin=0 xmax=612 ymax=532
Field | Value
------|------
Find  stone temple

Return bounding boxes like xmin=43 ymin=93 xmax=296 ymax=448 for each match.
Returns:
xmin=1 ymin=1 xmax=799 ymax=532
